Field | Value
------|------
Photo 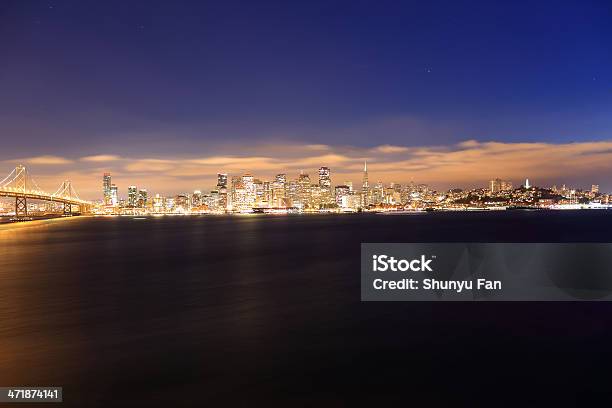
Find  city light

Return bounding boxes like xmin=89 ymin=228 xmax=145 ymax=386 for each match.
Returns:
xmin=88 ymin=167 xmax=612 ymax=215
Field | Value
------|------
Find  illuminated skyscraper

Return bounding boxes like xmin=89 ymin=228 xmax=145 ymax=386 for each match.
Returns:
xmin=153 ymin=194 xmax=164 ymax=212
xmin=271 ymin=174 xmax=287 ymax=207
xmin=362 ymin=161 xmax=369 ymax=207
xmin=137 ymin=189 xmax=148 ymax=208
xmin=490 ymin=178 xmax=512 ymax=193
xmin=229 ymin=174 xmax=256 ymax=212
xmin=318 ymin=166 xmax=333 ymax=205
xmin=174 ymin=194 xmax=189 ymax=211
xmin=191 ymin=190 xmax=202 ymax=207
xmin=335 ymin=185 xmax=350 ymax=206
xmin=128 ymin=186 xmax=137 ymax=207
xmin=298 ymin=172 xmax=311 ymax=209
xmin=217 ymin=173 xmax=228 ymax=189
xmin=286 ymin=180 xmax=300 ymax=208
xmin=110 ymin=184 xmax=118 ymax=206
xmin=243 ymin=174 xmax=256 ymax=207
xmin=318 ymin=167 xmax=331 ymax=189
xmin=490 ymin=178 xmax=502 ymax=193
xmin=103 ymin=173 xmax=112 ymax=205
xmin=261 ymin=181 xmax=271 ymax=207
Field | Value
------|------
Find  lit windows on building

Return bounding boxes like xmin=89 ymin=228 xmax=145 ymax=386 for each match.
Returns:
xmin=110 ymin=184 xmax=118 ymax=206
xmin=103 ymin=173 xmax=112 ymax=205
xmin=128 ymin=185 xmax=138 ymax=207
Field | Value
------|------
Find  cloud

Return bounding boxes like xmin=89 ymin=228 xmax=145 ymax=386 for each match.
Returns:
xmin=372 ymin=145 xmax=411 ymax=154
xmin=80 ymin=154 xmax=122 ymax=162
xmin=124 ymin=159 xmax=175 ymax=172
xmin=10 ymin=155 xmax=73 ymax=165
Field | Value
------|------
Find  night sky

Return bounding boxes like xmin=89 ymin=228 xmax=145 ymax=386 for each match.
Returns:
xmin=1 ymin=0 xmax=611 ymax=197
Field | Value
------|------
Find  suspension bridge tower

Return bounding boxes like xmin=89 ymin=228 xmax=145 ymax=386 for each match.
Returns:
xmin=14 ymin=165 xmax=29 ymax=219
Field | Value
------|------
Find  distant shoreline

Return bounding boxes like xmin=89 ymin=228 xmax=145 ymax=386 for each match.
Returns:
xmin=0 ymin=215 xmax=90 ymax=230
xmin=1 ymin=207 xmax=611 ymax=228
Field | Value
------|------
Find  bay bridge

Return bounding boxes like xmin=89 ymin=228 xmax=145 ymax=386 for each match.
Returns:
xmin=0 ymin=165 xmax=92 ymax=219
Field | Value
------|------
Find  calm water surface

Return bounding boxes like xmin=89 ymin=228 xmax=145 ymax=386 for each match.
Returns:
xmin=1 ymin=212 xmax=612 ymax=406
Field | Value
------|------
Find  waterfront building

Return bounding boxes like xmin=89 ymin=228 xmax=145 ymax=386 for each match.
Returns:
xmin=208 ymin=190 xmax=219 ymax=211
xmin=318 ymin=167 xmax=333 ymax=205
xmin=217 ymin=173 xmax=228 ymax=189
xmin=260 ymin=181 xmax=271 ymax=207
xmin=362 ymin=161 xmax=369 ymax=207
xmin=229 ymin=176 xmax=241 ymax=211
xmin=137 ymin=189 xmax=148 ymax=208
xmin=335 ymin=185 xmax=350 ymax=206
xmin=103 ymin=173 xmax=112 ymax=205
xmin=110 ymin=184 xmax=118 ymax=206
xmin=371 ymin=181 xmax=384 ymax=205
xmin=229 ymin=174 xmax=256 ymax=212
xmin=128 ymin=185 xmax=138 ymax=207
xmin=218 ymin=186 xmax=227 ymax=211
xmin=286 ymin=180 xmax=300 ymax=208
xmin=342 ymin=193 xmax=361 ymax=211
xmin=191 ymin=190 xmax=202 ymax=207
xmin=490 ymin=178 xmax=501 ymax=193
xmin=272 ymin=174 xmax=287 ymax=207
xmin=310 ymin=184 xmax=324 ymax=208
xmin=174 ymin=194 xmax=189 ymax=212
xmin=297 ymin=172 xmax=311 ymax=209
xmin=153 ymin=194 xmax=164 ymax=212
xmin=165 ymin=197 xmax=175 ymax=212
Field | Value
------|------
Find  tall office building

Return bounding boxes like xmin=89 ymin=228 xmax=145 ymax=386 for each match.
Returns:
xmin=103 ymin=173 xmax=112 ymax=205
xmin=174 ymin=194 xmax=189 ymax=211
xmin=128 ymin=186 xmax=138 ymax=207
xmin=215 ymin=173 xmax=228 ymax=211
xmin=362 ymin=161 xmax=369 ymax=207
xmin=490 ymin=178 xmax=512 ymax=193
xmin=110 ymin=184 xmax=118 ymax=206
xmin=261 ymin=181 xmax=271 ymax=207
xmin=137 ymin=189 xmax=148 ymax=208
xmin=335 ymin=185 xmax=351 ymax=206
xmin=592 ymin=184 xmax=600 ymax=194
xmin=230 ymin=174 xmax=256 ymax=211
xmin=318 ymin=167 xmax=331 ymax=190
xmin=298 ymin=172 xmax=311 ymax=208
xmin=272 ymin=173 xmax=287 ymax=207
xmin=286 ymin=180 xmax=300 ymax=208
xmin=318 ymin=167 xmax=332 ymax=205
xmin=217 ymin=173 xmax=228 ymax=189
xmin=243 ymin=174 xmax=256 ymax=209
xmin=490 ymin=178 xmax=502 ymax=193
xmin=191 ymin=190 xmax=202 ymax=207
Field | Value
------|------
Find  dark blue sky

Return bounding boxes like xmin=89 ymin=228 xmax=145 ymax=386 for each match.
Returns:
xmin=1 ymin=0 xmax=611 ymax=158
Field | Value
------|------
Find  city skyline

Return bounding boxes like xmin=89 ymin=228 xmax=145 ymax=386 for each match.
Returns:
xmin=3 ymin=138 xmax=612 ymax=199
xmin=2 ymin=159 xmax=607 ymax=218
xmin=87 ymin=164 xmax=609 ymax=214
